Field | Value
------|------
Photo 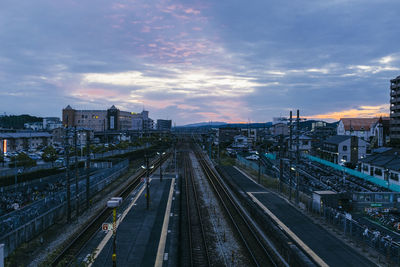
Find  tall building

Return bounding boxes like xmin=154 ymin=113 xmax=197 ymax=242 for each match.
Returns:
xmin=156 ymin=119 xmax=172 ymax=131
xmin=62 ymin=105 xmax=153 ymax=132
xmin=391 ymin=75 xmax=400 ymax=145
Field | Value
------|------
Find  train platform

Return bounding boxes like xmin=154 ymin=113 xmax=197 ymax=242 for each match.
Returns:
xmin=76 ymin=171 xmax=178 ymax=267
xmin=220 ymin=165 xmax=377 ymax=267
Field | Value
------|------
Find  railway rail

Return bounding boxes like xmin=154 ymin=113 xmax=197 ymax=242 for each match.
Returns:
xmin=50 ymin=154 xmax=168 ymax=266
xmin=183 ymin=152 xmax=210 ymax=267
xmin=194 ymin=148 xmax=279 ymax=267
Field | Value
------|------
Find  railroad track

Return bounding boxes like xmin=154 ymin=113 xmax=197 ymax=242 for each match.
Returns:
xmin=50 ymin=155 xmax=168 ymax=267
xmin=194 ymin=149 xmax=278 ymax=267
xmin=183 ymin=152 xmax=210 ymax=267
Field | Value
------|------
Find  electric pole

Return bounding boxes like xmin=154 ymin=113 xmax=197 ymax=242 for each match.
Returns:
xmin=146 ymin=155 xmax=150 ymax=210
xmin=296 ymin=109 xmax=300 ymax=204
xmin=159 ymin=153 xmax=163 ymax=182
xmin=65 ymin=127 xmax=71 ymax=222
xmin=289 ymin=111 xmax=293 ymax=200
xmin=74 ymin=126 xmax=79 ymax=216
xmin=86 ymin=130 xmax=91 ymax=210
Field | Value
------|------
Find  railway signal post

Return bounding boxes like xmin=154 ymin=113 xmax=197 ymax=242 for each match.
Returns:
xmin=107 ymin=197 xmax=122 ymax=267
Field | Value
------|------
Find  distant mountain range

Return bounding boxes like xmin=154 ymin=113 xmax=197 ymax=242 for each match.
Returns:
xmin=178 ymin=121 xmax=273 ymax=128
xmin=178 ymin=119 xmax=338 ymax=129
xmin=180 ymin=122 xmax=228 ymax=127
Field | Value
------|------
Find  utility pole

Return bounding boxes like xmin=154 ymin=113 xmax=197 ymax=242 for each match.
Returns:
xmin=159 ymin=153 xmax=163 ymax=182
xmin=14 ymin=159 xmax=17 ymax=193
xmin=74 ymin=126 xmax=79 ymax=216
xmin=289 ymin=111 xmax=293 ymax=200
xmin=86 ymin=131 xmax=91 ymax=210
xmin=65 ymin=127 xmax=71 ymax=222
xmin=217 ymin=133 xmax=220 ymax=163
xmin=258 ymin=154 xmax=261 ymax=184
xmin=157 ymin=152 xmax=165 ymax=182
xmin=296 ymin=109 xmax=300 ymax=204
xmin=146 ymin=155 xmax=150 ymax=210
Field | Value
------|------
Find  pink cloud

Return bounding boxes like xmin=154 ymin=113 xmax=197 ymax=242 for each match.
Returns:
xmin=141 ymin=26 xmax=151 ymax=33
xmin=184 ymin=8 xmax=200 ymax=15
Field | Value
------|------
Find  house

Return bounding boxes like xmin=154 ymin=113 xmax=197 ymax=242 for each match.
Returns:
xmin=359 ymin=149 xmax=400 ymax=186
xmin=0 ymin=132 xmax=53 ymax=153
xmin=271 ymin=123 xmax=288 ymax=136
xmin=218 ymin=128 xmax=241 ymax=144
xmin=319 ymin=135 xmax=367 ymax=165
xmin=337 ymin=117 xmax=389 ymax=145
xmin=24 ymin=122 xmax=43 ymax=131
xmin=232 ymin=135 xmax=249 ymax=149
xmin=289 ymin=135 xmax=313 ymax=153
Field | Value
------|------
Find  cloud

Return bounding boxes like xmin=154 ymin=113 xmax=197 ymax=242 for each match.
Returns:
xmin=309 ymin=104 xmax=389 ymax=121
xmin=1 ymin=0 xmax=400 ymax=124
xmin=81 ymin=67 xmax=267 ymax=98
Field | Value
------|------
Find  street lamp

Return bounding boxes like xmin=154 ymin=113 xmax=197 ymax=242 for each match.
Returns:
xmin=141 ymin=163 xmax=154 ymax=210
xmin=157 ymin=152 xmax=166 ymax=182
xmin=107 ymin=197 xmax=122 ymax=267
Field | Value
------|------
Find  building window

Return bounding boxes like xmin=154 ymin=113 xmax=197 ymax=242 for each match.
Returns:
xmin=82 ymin=115 xmax=84 ymax=118
xmin=342 ymin=145 xmax=347 ymax=151
xmin=375 ymin=168 xmax=382 ymax=176
xmin=391 ymin=173 xmax=399 ymax=181
xmin=363 ymin=165 xmax=369 ymax=172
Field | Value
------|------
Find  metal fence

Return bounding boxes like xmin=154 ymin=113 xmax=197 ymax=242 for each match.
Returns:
xmin=0 ymin=159 xmax=129 ymax=257
xmin=322 ymin=207 xmax=400 ymax=265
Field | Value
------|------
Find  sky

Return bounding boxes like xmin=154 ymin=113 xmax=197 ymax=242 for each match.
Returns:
xmin=1 ymin=0 xmax=400 ymax=125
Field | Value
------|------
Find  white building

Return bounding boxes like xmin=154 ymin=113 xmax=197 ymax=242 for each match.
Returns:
xmin=320 ymin=135 xmax=368 ymax=165
xmin=24 ymin=122 xmax=43 ymax=131
xmin=337 ymin=118 xmax=388 ymax=142
xmin=232 ymin=135 xmax=249 ymax=149
xmin=289 ymin=135 xmax=312 ymax=153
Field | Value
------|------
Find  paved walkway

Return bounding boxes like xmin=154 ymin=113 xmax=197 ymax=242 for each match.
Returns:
xmin=77 ymin=174 xmax=176 ymax=267
xmin=221 ymin=166 xmax=377 ymax=267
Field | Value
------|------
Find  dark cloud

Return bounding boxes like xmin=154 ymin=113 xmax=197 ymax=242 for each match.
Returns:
xmin=0 ymin=0 xmax=400 ymax=123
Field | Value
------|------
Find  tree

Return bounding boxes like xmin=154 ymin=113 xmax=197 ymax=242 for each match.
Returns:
xmin=42 ymin=145 xmax=57 ymax=165
xmin=0 ymin=153 xmax=4 ymax=167
xmin=11 ymin=152 xmax=36 ymax=168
